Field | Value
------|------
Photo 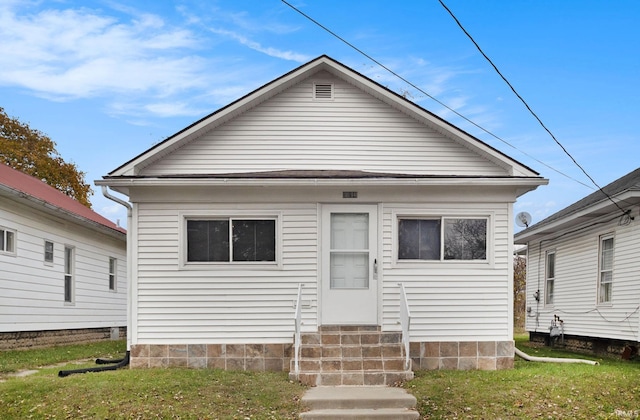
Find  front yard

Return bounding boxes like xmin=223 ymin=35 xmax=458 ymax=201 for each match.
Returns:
xmin=1 ymin=337 xmax=639 ymax=419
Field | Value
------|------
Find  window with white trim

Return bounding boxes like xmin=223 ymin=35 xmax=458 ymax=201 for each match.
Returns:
xmin=398 ymin=217 xmax=487 ymax=261
xmin=0 ymin=227 xmax=16 ymax=255
xmin=44 ymin=240 xmax=54 ymax=264
xmin=598 ymin=234 xmax=614 ymax=304
xmin=545 ymin=250 xmax=555 ymax=305
xmin=64 ymin=246 xmax=74 ymax=303
xmin=187 ymin=218 xmax=276 ymax=263
xmin=109 ymin=257 xmax=117 ymax=291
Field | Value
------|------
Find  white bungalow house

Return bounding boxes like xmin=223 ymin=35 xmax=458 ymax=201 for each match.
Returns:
xmin=96 ymin=55 xmax=547 ymax=384
xmin=515 ymin=168 xmax=640 ymax=358
xmin=0 ymin=163 xmax=127 ymax=349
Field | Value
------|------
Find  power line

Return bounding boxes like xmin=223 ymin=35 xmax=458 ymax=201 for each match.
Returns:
xmin=437 ymin=0 xmax=629 ymax=217
xmin=281 ymin=0 xmax=593 ymax=190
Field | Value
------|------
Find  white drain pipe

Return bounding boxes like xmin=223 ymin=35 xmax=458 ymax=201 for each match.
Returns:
xmin=515 ymin=347 xmax=598 ymax=365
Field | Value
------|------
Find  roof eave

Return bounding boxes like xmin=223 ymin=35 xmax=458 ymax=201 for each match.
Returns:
xmin=0 ymin=184 xmax=126 ymax=240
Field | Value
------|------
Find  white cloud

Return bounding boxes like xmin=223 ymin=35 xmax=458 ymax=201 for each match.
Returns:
xmin=0 ymin=2 xmax=310 ymax=118
xmin=207 ymin=27 xmax=312 ymax=62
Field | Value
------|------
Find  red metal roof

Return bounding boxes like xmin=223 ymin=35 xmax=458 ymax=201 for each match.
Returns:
xmin=0 ymin=163 xmax=126 ymax=235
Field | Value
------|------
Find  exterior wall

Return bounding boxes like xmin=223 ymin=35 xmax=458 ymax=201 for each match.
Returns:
xmin=128 ymin=185 xmax=516 ymax=352
xmin=0 ymin=198 xmax=127 ymax=334
xmin=524 ymin=214 xmax=640 ymax=343
xmin=142 ymin=71 xmax=507 ymax=177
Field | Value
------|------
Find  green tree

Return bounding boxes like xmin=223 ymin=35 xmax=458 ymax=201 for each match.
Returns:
xmin=0 ymin=107 xmax=92 ymax=207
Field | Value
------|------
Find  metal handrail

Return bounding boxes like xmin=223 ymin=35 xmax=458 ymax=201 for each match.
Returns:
xmin=293 ymin=283 xmax=304 ymax=373
xmin=398 ymin=282 xmax=412 ymax=370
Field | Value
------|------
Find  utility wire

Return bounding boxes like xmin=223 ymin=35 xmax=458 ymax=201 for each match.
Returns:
xmin=437 ymin=0 xmax=629 ymax=217
xmin=281 ymin=0 xmax=593 ymax=190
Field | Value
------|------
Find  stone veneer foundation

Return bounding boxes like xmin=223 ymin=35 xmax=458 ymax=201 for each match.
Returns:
xmin=129 ymin=340 xmax=514 ymax=372
xmin=0 ymin=327 xmax=126 ymax=351
xmin=130 ymin=343 xmax=293 ymax=371
xmin=409 ymin=340 xmax=515 ymax=370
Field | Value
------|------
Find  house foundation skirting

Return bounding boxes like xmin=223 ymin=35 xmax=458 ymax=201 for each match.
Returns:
xmin=130 ymin=340 xmax=514 ymax=372
xmin=130 ymin=343 xmax=293 ymax=371
xmin=409 ymin=340 xmax=515 ymax=370
xmin=0 ymin=327 xmax=126 ymax=350
xmin=529 ymin=331 xmax=639 ymax=360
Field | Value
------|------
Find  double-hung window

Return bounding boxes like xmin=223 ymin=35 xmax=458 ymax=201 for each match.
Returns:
xmin=44 ymin=240 xmax=54 ymax=264
xmin=0 ymin=227 xmax=16 ymax=255
xmin=109 ymin=257 xmax=117 ymax=291
xmin=187 ymin=218 xmax=276 ymax=263
xmin=64 ymin=246 xmax=74 ymax=303
xmin=598 ymin=234 xmax=614 ymax=304
xmin=398 ymin=217 xmax=487 ymax=261
xmin=545 ymin=250 xmax=555 ymax=305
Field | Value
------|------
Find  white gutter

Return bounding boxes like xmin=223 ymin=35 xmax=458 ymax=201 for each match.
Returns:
xmin=101 ymin=186 xmax=133 ymax=352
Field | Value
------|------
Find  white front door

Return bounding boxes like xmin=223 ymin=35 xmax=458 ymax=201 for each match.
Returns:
xmin=321 ymin=204 xmax=378 ymax=325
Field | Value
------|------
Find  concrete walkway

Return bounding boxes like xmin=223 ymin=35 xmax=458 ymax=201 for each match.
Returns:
xmin=300 ymin=386 xmax=419 ymax=419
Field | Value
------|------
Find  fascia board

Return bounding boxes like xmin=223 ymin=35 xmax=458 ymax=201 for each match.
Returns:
xmin=515 ymin=190 xmax=640 ymax=243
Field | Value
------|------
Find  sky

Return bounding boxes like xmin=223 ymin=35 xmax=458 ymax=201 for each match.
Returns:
xmin=1 ymin=0 xmax=639 ymax=231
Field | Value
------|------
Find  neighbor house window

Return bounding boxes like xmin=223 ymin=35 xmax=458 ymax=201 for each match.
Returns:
xmin=44 ymin=240 xmax=54 ymax=264
xmin=545 ymin=250 xmax=555 ymax=305
xmin=598 ymin=234 xmax=614 ymax=304
xmin=64 ymin=246 xmax=74 ymax=303
xmin=109 ymin=257 xmax=117 ymax=291
xmin=0 ymin=227 xmax=16 ymax=254
xmin=187 ymin=218 xmax=276 ymax=263
xmin=398 ymin=217 xmax=487 ymax=261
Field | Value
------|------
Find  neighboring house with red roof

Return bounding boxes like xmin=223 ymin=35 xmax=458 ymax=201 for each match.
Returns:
xmin=0 ymin=163 xmax=127 ymax=349
xmin=97 ymin=56 xmax=547 ymax=384
xmin=515 ymin=168 xmax=640 ymax=357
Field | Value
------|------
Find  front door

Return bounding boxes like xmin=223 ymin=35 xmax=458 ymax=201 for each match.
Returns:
xmin=321 ymin=204 xmax=378 ymax=325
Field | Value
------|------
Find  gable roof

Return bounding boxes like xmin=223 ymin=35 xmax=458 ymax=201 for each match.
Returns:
xmin=515 ymin=167 xmax=640 ymax=243
xmin=105 ymin=55 xmax=541 ymax=180
xmin=0 ymin=163 xmax=126 ymax=238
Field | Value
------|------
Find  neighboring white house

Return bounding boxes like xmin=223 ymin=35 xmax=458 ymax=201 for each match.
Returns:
xmin=0 ymin=163 xmax=127 ymax=349
xmin=515 ymin=167 xmax=640 ymax=357
xmin=96 ymin=55 xmax=547 ymax=375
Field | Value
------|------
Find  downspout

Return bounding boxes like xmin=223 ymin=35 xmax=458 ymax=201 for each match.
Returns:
xmin=101 ymin=186 xmax=133 ymax=356
xmin=58 ymin=187 xmax=132 ymax=377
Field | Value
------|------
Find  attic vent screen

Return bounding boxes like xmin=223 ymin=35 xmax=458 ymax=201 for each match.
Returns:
xmin=314 ymin=83 xmax=333 ymax=99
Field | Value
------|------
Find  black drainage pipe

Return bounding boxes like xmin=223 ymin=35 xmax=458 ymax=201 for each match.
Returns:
xmin=58 ymin=351 xmax=130 ymax=377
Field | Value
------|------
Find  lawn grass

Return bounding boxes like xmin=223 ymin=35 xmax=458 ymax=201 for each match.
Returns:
xmin=2 ymin=336 xmax=640 ymax=419
xmin=405 ymin=335 xmax=640 ymax=419
xmin=0 ymin=340 xmax=126 ymax=374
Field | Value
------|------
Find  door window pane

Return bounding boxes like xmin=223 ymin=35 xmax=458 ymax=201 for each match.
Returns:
xmin=330 ymin=213 xmax=369 ymax=289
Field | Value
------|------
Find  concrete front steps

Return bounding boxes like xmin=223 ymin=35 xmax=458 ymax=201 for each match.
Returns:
xmin=289 ymin=325 xmax=414 ymax=387
xmin=300 ymin=386 xmax=419 ymax=419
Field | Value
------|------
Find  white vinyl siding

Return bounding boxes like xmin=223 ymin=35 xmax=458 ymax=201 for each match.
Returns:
xmin=134 ymin=202 xmax=319 ymax=343
xmin=383 ymin=202 xmax=509 ymax=342
xmin=142 ymin=71 xmax=506 ymax=177
xmin=525 ymin=218 xmax=639 ymax=342
xmin=0 ymin=198 xmax=127 ymax=332
xmin=131 ymin=189 xmax=513 ymax=344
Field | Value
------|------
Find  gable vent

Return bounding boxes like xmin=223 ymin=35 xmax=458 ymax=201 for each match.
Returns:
xmin=314 ymin=83 xmax=333 ymax=100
